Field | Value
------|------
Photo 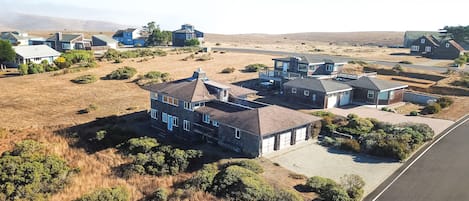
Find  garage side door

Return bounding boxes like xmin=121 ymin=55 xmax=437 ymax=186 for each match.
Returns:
xmin=340 ymin=91 xmax=351 ymax=106
xmin=327 ymin=94 xmax=338 ymax=108
xmin=295 ymin=127 xmax=307 ymax=143
xmin=279 ymin=132 xmax=292 ymax=150
xmin=262 ymin=136 xmax=275 ymax=154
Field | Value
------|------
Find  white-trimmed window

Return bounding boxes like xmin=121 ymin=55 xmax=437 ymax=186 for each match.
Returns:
xmin=162 ymin=95 xmax=179 ymax=106
xmin=446 ymin=43 xmax=450 ymax=48
xmin=183 ymin=120 xmax=191 ymax=131
xmin=193 ymin=102 xmax=205 ymax=109
xmin=304 ymin=90 xmax=309 ymax=96
xmin=173 ymin=116 xmax=179 ymax=127
xmin=292 ymin=88 xmax=297 ymax=94
xmin=150 ymin=109 xmax=158 ymax=120
xmin=420 ymin=38 xmax=425 ymax=44
xmin=151 ymin=92 xmax=158 ymax=100
xmin=212 ymin=120 xmax=219 ymax=127
xmin=184 ymin=101 xmax=193 ymax=111
xmin=162 ymin=112 xmax=168 ymax=123
xmin=411 ymin=45 xmax=419 ymax=51
xmin=62 ymin=43 xmax=71 ymax=49
xmin=312 ymin=94 xmax=317 ymax=101
xmin=326 ymin=64 xmax=334 ymax=71
xmin=203 ymin=114 xmax=210 ymax=124
xmin=367 ymin=90 xmax=375 ymax=99
xmin=425 ymin=46 xmax=432 ymax=52
xmin=235 ymin=129 xmax=241 ymax=139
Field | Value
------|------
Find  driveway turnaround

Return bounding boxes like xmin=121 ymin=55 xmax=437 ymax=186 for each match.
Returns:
xmin=327 ymin=106 xmax=453 ymax=134
xmin=367 ymin=117 xmax=469 ymax=201
xmin=265 ymin=141 xmax=401 ymax=194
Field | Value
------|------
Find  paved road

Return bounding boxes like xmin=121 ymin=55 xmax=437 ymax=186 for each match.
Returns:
xmin=213 ymin=47 xmax=468 ymax=73
xmin=365 ymin=116 xmax=469 ymax=201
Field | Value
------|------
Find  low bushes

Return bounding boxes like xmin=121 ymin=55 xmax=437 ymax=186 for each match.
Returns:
xmin=437 ymin=96 xmax=453 ymax=108
xmin=74 ymin=186 xmax=129 ymax=201
xmin=106 ymin=66 xmax=137 ymax=80
xmin=244 ymin=63 xmax=268 ymax=72
xmin=185 ymin=39 xmax=200 ymax=46
xmin=223 ymin=160 xmax=264 ymax=174
xmin=423 ymin=103 xmax=441 ymax=114
xmin=103 ymin=49 xmax=167 ymax=61
xmin=0 ymin=140 xmax=76 ymax=200
xmin=409 ymin=111 xmax=419 ymax=116
xmin=184 ymin=160 xmax=302 ymax=201
xmin=221 ymin=67 xmax=236 ymax=73
xmin=118 ymin=137 xmax=202 ymax=176
xmin=399 ymin=60 xmax=413 ymax=64
xmin=338 ymin=139 xmax=361 ymax=153
xmin=18 ymin=60 xmax=60 ymax=75
xmin=71 ymin=74 xmax=97 ymax=84
xmin=305 ymin=175 xmax=365 ymax=201
xmin=136 ymin=71 xmax=171 ymax=86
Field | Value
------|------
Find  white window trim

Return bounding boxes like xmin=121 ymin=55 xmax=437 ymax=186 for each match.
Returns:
xmin=151 ymin=92 xmax=158 ymax=100
xmin=183 ymin=120 xmax=191 ymax=131
xmin=446 ymin=43 xmax=450 ymax=48
xmin=420 ymin=38 xmax=425 ymax=44
xmin=425 ymin=46 xmax=432 ymax=52
xmin=312 ymin=94 xmax=317 ymax=101
xmin=326 ymin=64 xmax=334 ymax=71
xmin=292 ymin=88 xmax=297 ymax=94
xmin=235 ymin=128 xmax=241 ymax=139
xmin=367 ymin=90 xmax=375 ymax=99
xmin=162 ymin=95 xmax=179 ymax=107
xmin=212 ymin=120 xmax=219 ymax=127
xmin=184 ymin=101 xmax=193 ymax=111
xmin=304 ymin=90 xmax=309 ymax=96
xmin=411 ymin=45 xmax=420 ymax=51
xmin=203 ymin=114 xmax=210 ymax=124
xmin=173 ymin=116 xmax=179 ymax=127
xmin=162 ymin=112 xmax=168 ymax=123
xmin=150 ymin=109 xmax=158 ymax=120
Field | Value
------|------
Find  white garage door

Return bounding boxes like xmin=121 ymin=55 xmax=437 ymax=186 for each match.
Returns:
xmin=327 ymin=94 xmax=338 ymax=108
xmin=340 ymin=91 xmax=351 ymax=106
xmin=279 ymin=132 xmax=292 ymax=150
xmin=295 ymin=127 xmax=307 ymax=143
xmin=262 ymin=136 xmax=275 ymax=154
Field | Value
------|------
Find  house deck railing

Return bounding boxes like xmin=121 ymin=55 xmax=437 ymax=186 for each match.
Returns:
xmin=192 ymin=123 xmax=218 ymax=140
xmin=337 ymin=71 xmax=377 ymax=80
xmin=259 ymin=70 xmax=303 ymax=80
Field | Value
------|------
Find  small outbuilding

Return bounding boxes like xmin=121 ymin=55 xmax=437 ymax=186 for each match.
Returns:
xmin=13 ymin=45 xmax=61 ymax=65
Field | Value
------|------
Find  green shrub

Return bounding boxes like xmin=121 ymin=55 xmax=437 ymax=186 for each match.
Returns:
xmin=184 ymin=163 xmax=219 ymax=191
xmin=340 ymin=174 xmax=365 ymax=201
xmin=348 ymin=60 xmax=368 ymax=66
xmin=288 ymin=173 xmax=308 ymax=180
xmin=437 ymin=97 xmax=453 ymax=108
xmin=423 ymin=103 xmax=441 ymax=114
xmin=18 ymin=64 xmax=28 ymax=75
xmin=312 ymin=111 xmax=335 ymax=118
xmin=409 ymin=111 xmax=419 ymax=116
xmin=114 ymin=58 xmax=123 ymax=63
xmin=221 ymin=67 xmax=236 ymax=73
xmin=322 ymin=136 xmax=339 ymax=147
xmin=185 ymin=39 xmax=200 ymax=46
xmin=245 ymin=63 xmax=268 ymax=72
xmin=273 ymin=189 xmax=303 ymax=201
xmin=339 ymin=139 xmax=361 ymax=153
xmin=305 ymin=176 xmax=339 ymax=194
xmin=74 ymin=186 xmax=129 ymax=201
xmin=392 ymin=64 xmax=404 ymax=72
xmin=215 ymin=43 xmax=221 ymax=46
xmin=196 ymin=53 xmax=212 ymax=61
xmin=0 ymin=140 xmax=75 ymax=200
xmin=118 ymin=137 xmax=159 ymax=155
xmin=106 ymin=66 xmax=137 ymax=80
xmin=322 ymin=185 xmax=352 ymax=201
xmin=71 ymin=74 xmax=97 ymax=84
xmin=224 ymin=160 xmax=264 ymax=174
xmin=147 ymin=188 xmax=168 ymax=201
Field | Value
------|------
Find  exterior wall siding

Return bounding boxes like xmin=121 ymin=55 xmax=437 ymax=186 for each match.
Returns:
xmin=217 ymin=125 xmax=260 ymax=157
xmin=433 ymin=42 xmax=463 ymax=59
xmin=283 ymin=85 xmax=326 ymax=108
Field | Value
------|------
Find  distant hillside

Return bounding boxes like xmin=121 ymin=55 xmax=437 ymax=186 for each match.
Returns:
xmin=206 ymin=31 xmax=404 ymax=46
xmin=0 ymin=12 xmax=131 ymax=32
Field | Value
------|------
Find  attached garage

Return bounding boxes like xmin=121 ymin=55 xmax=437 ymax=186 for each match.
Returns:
xmin=339 ymin=91 xmax=351 ymax=106
xmin=278 ymin=132 xmax=292 ymax=149
xmin=327 ymin=94 xmax=338 ymax=108
xmin=295 ymin=127 xmax=307 ymax=143
xmin=262 ymin=135 xmax=275 ymax=154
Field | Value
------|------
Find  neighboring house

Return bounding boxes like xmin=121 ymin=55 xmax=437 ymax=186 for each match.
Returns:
xmin=144 ymin=68 xmax=321 ymax=157
xmin=283 ymin=78 xmax=353 ymax=109
xmin=45 ymin=32 xmax=91 ymax=52
xmin=172 ymin=24 xmax=204 ymax=47
xmin=259 ymin=56 xmax=347 ymax=87
xmin=410 ymin=35 xmax=465 ymax=59
xmin=0 ymin=31 xmax=30 ymax=46
xmin=13 ymin=45 xmax=61 ymax=65
xmin=347 ymin=76 xmax=408 ymax=107
xmin=112 ymin=28 xmax=146 ymax=46
xmin=92 ymin=35 xmax=118 ymax=49
xmin=403 ymin=31 xmax=441 ymax=48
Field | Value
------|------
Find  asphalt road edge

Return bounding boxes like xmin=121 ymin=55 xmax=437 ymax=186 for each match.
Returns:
xmin=364 ymin=114 xmax=469 ymax=201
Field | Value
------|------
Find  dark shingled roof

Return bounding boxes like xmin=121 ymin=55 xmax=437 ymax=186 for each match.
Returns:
xmin=284 ymin=78 xmax=352 ymax=94
xmin=448 ymin=40 xmax=465 ymax=52
xmin=144 ymin=78 xmax=216 ymax=102
xmin=347 ymin=76 xmax=407 ymax=91
xmin=273 ymin=55 xmax=348 ymax=65
xmin=46 ymin=34 xmax=82 ymax=42
xmin=196 ymin=103 xmax=320 ymax=136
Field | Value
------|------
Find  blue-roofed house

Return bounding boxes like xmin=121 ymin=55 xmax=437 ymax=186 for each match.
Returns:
xmin=172 ymin=24 xmax=204 ymax=47
xmin=112 ymin=28 xmax=146 ymax=47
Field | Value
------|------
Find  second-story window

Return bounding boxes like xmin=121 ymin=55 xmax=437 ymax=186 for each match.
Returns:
xmin=421 ymin=38 xmax=425 ymax=44
xmin=150 ymin=109 xmax=158 ymax=120
xmin=326 ymin=64 xmax=334 ymax=71
xmin=203 ymin=114 xmax=210 ymax=124
xmin=163 ymin=95 xmax=179 ymax=107
xmin=235 ymin=129 xmax=241 ymax=139
xmin=212 ymin=120 xmax=219 ymax=127
xmin=184 ymin=101 xmax=193 ymax=111
xmin=304 ymin=90 xmax=309 ymax=96
xmin=292 ymin=88 xmax=297 ymax=94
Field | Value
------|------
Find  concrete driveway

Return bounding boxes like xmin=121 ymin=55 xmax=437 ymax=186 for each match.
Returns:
xmin=326 ymin=106 xmax=454 ymax=134
xmin=265 ymin=140 xmax=401 ymax=194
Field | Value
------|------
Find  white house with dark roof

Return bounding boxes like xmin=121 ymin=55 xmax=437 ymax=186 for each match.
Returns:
xmin=92 ymin=35 xmax=118 ymax=49
xmin=13 ymin=45 xmax=61 ymax=65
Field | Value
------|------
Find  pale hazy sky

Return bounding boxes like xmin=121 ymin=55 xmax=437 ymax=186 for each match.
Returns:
xmin=2 ymin=0 xmax=468 ymax=34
